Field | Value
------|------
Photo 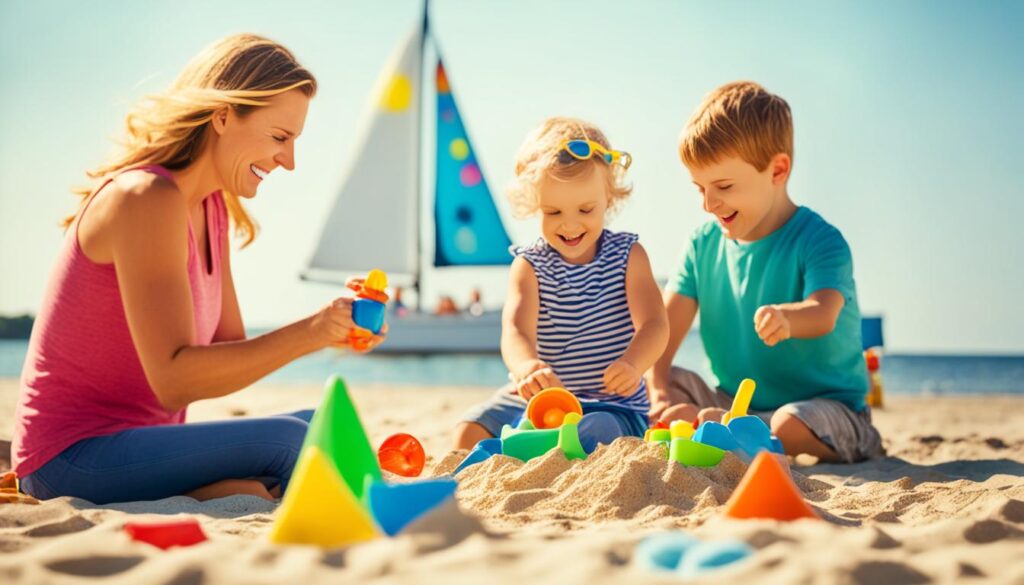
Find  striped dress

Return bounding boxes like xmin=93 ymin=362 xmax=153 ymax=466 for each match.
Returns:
xmin=513 ymin=229 xmax=649 ymax=414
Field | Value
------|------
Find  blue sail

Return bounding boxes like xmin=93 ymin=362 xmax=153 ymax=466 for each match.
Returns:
xmin=434 ymin=61 xmax=512 ymax=267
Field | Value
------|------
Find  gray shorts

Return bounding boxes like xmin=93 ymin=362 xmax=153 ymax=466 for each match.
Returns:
xmin=668 ymin=367 xmax=884 ymax=463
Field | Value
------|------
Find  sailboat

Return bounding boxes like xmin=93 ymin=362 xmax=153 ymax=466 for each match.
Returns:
xmin=303 ymin=2 xmax=509 ymax=353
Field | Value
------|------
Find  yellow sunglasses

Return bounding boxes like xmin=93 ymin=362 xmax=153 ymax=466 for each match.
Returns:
xmin=559 ymin=139 xmax=632 ymax=170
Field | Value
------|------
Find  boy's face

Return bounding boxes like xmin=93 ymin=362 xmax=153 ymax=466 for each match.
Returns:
xmin=537 ymin=166 xmax=609 ymax=264
xmin=688 ymin=153 xmax=790 ymax=242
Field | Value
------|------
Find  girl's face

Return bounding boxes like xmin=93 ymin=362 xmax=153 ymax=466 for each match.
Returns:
xmin=537 ymin=166 xmax=610 ymax=264
xmin=212 ymin=88 xmax=310 ymax=199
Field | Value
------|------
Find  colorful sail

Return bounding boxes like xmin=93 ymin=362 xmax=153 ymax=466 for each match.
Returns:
xmin=306 ymin=24 xmax=423 ymax=283
xmin=433 ymin=61 xmax=512 ymax=267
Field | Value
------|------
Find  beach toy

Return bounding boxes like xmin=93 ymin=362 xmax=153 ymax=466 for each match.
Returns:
xmin=377 ymin=433 xmax=425 ymax=477
xmin=722 ymin=378 xmax=756 ymax=424
xmin=123 ymin=518 xmax=207 ymax=550
xmin=634 ymin=532 xmax=752 ymax=577
xmin=677 ymin=540 xmax=754 ymax=578
xmin=300 ymin=376 xmax=381 ymax=501
xmin=669 ymin=438 xmax=726 ymax=467
xmin=692 ymin=421 xmax=741 ymax=452
xmin=669 ymin=420 xmax=694 ymax=441
xmin=348 ymin=269 xmax=389 ymax=350
xmin=723 ymin=452 xmax=819 ymax=521
xmin=500 ymin=412 xmax=587 ymax=462
xmin=633 ymin=532 xmax=699 ymax=572
xmin=452 ymin=438 xmax=502 ymax=475
xmin=366 ymin=477 xmax=458 ymax=536
xmin=865 ymin=348 xmax=885 ymax=408
xmin=269 ymin=445 xmax=379 ymax=547
xmin=0 ymin=472 xmax=39 ymax=505
xmin=727 ymin=415 xmax=782 ymax=459
xmin=644 ymin=428 xmax=671 ymax=444
xmin=525 ymin=387 xmax=583 ymax=429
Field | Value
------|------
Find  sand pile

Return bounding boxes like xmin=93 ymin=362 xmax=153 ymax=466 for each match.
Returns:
xmin=450 ymin=437 xmax=824 ymax=530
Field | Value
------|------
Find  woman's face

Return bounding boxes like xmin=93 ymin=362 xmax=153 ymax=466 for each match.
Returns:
xmin=212 ymin=88 xmax=310 ymax=198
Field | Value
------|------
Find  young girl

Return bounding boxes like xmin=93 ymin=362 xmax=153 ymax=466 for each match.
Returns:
xmin=453 ymin=117 xmax=668 ymax=451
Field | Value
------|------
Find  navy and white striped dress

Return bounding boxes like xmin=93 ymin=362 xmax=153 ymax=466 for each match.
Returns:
xmin=513 ymin=229 xmax=649 ymax=414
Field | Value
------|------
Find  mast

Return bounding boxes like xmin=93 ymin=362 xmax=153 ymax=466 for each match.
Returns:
xmin=413 ymin=0 xmax=430 ymax=314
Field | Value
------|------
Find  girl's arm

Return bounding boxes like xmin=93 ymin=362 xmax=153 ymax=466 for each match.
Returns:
xmin=620 ymin=243 xmax=669 ymax=372
xmin=108 ymin=180 xmax=364 ymax=411
xmin=500 ymin=257 xmax=562 ymax=398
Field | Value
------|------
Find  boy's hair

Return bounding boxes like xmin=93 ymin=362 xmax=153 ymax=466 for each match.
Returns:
xmin=507 ymin=117 xmax=632 ymax=218
xmin=679 ymin=81 xmax=793 ymax=172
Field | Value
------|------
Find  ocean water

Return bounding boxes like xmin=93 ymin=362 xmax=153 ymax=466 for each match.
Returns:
xmin=2 ymin=338 xmax=1021 ymax=395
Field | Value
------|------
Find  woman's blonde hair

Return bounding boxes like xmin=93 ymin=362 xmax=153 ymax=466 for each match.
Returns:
xmin=506 ymin=117 xmax=632 ymax=218
xmin=64 ymin=33 xmax=317 ymax=246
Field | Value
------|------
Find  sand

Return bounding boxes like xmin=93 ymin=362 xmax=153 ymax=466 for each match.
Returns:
xmin=1 ymin=378 xmax=1022 ymax=584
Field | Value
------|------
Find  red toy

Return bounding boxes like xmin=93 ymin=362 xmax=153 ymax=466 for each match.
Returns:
xmin=377 ymin=433 xmax=425 ymax=477
xmin=124 ymin=518 xmax=207 ymax=549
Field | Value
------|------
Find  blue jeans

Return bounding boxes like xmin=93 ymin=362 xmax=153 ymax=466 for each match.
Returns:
xmin=20 ymin=410 xmax=314 ymax=504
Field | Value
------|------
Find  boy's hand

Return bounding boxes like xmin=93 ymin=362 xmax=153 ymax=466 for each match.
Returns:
xmin=697 ymin=407 xmax=727 ymax=425
xmin=603 ymin=359 xmax=641 ymax=397
xmin=647 ymin=389 xmax=673 ymax=423
xmin=754 ymin=305 xmax=791 ymax=347
xmin=512 ymin=359 xmax=562 ymax=401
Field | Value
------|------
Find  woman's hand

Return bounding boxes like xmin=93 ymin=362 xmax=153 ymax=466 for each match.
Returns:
xmin=308 ymin=297 xmax=359 ymax=348
xmin=603 ymin=359 xmax=641 ymax=397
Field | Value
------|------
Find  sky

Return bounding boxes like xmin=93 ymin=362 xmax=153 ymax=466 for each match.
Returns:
xmin=1 ymin=0 xmax=1022 ymax=354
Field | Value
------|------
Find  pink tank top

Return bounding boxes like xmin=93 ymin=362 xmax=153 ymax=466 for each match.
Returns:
xmin=12 ymin=165 xmax=227 ymax=477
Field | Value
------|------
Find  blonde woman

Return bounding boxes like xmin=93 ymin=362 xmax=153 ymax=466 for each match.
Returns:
xmin=11 ymin=34 xmax=384 ymax=504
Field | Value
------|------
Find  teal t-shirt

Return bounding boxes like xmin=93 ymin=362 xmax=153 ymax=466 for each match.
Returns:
xmin=668 ymin=206 xmax=868 ymax=411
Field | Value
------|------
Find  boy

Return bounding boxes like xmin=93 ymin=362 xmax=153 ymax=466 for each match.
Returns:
xmin=646 ymin=81 xmax=883 ymax=463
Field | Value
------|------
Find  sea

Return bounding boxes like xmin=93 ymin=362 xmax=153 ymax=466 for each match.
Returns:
xmin=2 ymin=337 xmax=1022 ymax=396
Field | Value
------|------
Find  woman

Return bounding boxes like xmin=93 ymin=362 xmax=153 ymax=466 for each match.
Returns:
xmin=11 ymin=34 xmax=384 ymax=504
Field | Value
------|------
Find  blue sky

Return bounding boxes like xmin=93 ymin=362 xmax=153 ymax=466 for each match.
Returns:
xmin=1 ymin=0 xmax=1022 ymax=353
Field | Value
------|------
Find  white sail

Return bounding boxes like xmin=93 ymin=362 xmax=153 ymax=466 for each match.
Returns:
xmin=305 ymin=24 xmax=423 ymax=284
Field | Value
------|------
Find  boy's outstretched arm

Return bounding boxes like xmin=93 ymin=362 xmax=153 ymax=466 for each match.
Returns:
xmin=605 ymin=244 xmax=670 ymax=396
xmin=501 ymin=257 xmax=561 ymax=398
xmin=645 ymin=291 xmax=698 ymax=420
xmin=754 ymin=288 xmax=845 ymax=347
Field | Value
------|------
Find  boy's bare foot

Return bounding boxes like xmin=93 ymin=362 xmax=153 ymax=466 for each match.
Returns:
xmin=186 ymin=479 xmax=275 ymax=502
xmin=770 ymin=412 xmax=841 ymax=462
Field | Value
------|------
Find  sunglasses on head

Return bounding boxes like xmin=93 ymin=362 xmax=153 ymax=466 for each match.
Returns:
xmin=559 ymin=139 xmax=632 ymax=170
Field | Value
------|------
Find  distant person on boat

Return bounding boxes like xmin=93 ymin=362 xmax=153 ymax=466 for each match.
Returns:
xmin=646 ymin=81 xmax=883 ymax=463
xmin=434 ymin=295 xmax=460 ymax=316
xmin=11 ymin=34 xmax=385 ymax=505
xmin=453 ymin=117 xmax=668 ymax=451
xmin=391 ymin=286 xmax=409 ymax=317
xmin=467 ymin=288 xmax=484 ymax=317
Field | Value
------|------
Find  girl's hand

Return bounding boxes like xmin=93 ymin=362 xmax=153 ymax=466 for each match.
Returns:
xmin=512 ymin=360 xmax=562 ymax=401
xmin=603 ymin=359 xmax=641 ymax=397
xmin=308 ymin=297 xmax=358 ymax=348
xmin=754 ymin=305 xmax=791 ymax=347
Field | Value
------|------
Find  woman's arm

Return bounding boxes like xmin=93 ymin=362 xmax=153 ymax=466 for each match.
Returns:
xmin=108 ymin=180 xmax=358 ymax=411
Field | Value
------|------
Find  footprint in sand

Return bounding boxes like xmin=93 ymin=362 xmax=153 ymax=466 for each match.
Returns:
xmin=851 ymin=561 xmax=929 ymax=585
xmin=24 ymin=516 xmax=96 ymax=538
xmin=46 ymin=555 xmax=144 ymax=577
xmin=963 ymin=519 xmax=1020 ymax=544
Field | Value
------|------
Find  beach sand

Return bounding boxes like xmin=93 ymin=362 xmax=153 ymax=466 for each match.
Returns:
xmin=1 ymin=378 xmax=1022 ymax=584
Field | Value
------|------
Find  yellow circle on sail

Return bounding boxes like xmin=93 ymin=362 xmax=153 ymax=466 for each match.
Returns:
xmin=380 ymin=74 xmax=412 ymax=112
xmin=449 ymin=138 xmax=469 ymax=160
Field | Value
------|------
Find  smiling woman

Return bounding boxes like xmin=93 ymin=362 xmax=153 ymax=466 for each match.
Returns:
xmin=11 ymin=34 xmax=387 ymax=505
